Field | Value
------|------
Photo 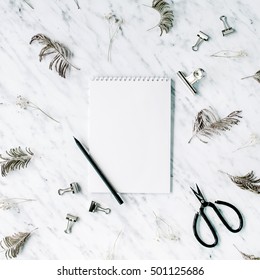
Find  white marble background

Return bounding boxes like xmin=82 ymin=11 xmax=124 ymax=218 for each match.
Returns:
xmin=0 ymin=0 xmax=260 ymax=260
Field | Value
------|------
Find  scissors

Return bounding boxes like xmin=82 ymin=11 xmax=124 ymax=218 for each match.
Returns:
xmin=191 ymin=184 xmax=243 ymax=248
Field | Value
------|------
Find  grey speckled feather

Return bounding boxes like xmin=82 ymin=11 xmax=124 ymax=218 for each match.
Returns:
xmin=189 ymin=108 xmax=242 ymax=143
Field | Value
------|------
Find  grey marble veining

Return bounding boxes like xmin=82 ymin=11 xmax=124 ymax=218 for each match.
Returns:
xmin=0 ymin=0 xmax=260 ymax=260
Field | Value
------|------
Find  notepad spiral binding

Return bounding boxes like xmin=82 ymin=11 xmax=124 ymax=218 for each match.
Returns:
xmin=91 ymin=76 xmax=169 ymax=82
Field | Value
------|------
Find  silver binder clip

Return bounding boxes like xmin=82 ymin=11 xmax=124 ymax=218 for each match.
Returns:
xmin=58 ymin=182 xmax=80 ymax=195
xmin=64 ymin=214 xmax=78 ymax=234
xmin=177 ymin=68 xmax=206 ymax=95
xmin=192 ymin=31 xmax=209 ymax=51
xmin=220 ymin=16 xmax=235 ymax=36
xmin=89 ymin=201 xmax=111 ymax=214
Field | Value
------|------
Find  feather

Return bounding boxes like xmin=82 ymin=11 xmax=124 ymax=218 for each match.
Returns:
xmin=241 ymin=70 xmax=260 ymax=83
xmin=0 ymin=229 xmax=37 ymax=259
xmin=222 ymin=170 xmax=260 ymax=194
xmin=147 ymin=0 xmax=174 ymax=36
xmin=189 ymin=108 xmax=242 ymax=144
xmin=240 ymin=252 xmax=260 ymax=260
xmin=0 ymin=147 xmax=33 ymax=177
xmin=234 ymin=245 xmax=260 ymax=260
xmin=30 ymin=34 xmax=80 ymax=78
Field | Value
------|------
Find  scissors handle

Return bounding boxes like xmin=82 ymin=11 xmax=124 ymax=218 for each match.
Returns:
xmin=214 ymin=200 xmax=243 ymax=232
xmin=193 ymin=210 xmax=218 ymax=248
xmin=193 ymin=201 xmax=243 ymax=248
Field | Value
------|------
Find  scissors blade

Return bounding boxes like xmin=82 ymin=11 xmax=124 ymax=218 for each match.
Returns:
xmin=191 ymin=184 xmax=205 ymax=204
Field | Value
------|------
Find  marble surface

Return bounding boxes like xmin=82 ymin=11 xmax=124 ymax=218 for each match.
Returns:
xmin=0 ymin=0 xmax=260 ymax=260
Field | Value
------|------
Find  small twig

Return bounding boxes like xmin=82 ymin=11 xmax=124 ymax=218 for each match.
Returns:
xmin=154 ymin=211 xmax=180 ymax=241
xmin=233 ymin=133 xmax=260 ymax=152
xmin=0 ymin=197 xmax=35 ymax=211
xmin=16 ymin=95 xmax=60 ymax=123
xmin=105 ymin=13 xmax=123 ymax=62
xmin=210 ymin=50 xmax=247 ymax=58
xmin=106 ymin=231 xmax=122 ymax=260
xmin=73 ymin=0 xmax=80 ymax=9
xmin=23 ymin=0 xmax=34 ymax=9
xmin=30 ymin=102 xmax=60 ymax=123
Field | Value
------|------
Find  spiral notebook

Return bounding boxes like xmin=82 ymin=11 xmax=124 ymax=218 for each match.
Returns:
xmin=88 ymin=77 xmax=172 ymax=193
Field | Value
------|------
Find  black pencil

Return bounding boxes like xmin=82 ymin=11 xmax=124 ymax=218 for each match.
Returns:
xmin=73 ymin=137 xmax=124 ymax=205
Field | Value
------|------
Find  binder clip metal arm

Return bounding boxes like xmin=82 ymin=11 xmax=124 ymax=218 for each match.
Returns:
xmin=64 ymin=214 xmax=78 ymax=234
xmin=220 ymin=16 xmax=235 ymax=36
xmin=89 ymin=201 xmax=111 ymax=214
xmin=192 ymin=31 xmax=209 ymax=51
xmin=177 ymin=68 xmax=206 ymax=95
xmin=58 ymin=182 xmax=80 ymax=195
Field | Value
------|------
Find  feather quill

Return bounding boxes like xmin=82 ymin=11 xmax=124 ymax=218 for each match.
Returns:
xmin=241 ymin=70 xmax=260 ymax=83
xmin=189 ymin=108 xmax=242 ymax=143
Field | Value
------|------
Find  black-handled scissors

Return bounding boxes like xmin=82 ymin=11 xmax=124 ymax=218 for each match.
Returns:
xmin=191 ymin=184 xmax=243 ymax=248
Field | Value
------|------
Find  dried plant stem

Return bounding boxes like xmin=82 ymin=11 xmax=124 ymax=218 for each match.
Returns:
xmin=233 ymin=134 xmax=260 ymax=152
xmin=105 ymin=13 xmax=123 ymax=62
xmin=107 ymin=22 xmax=121 ymax=62
xmin=1 ymin=198 xmax=35 ymax=203
xmin=30 ymin=102 xmax=60 ymax=123
xmin=154 ymin=211 xmax=179 ymax=241
xmin=24 ymin=0 xmax=34 ymax=9
xmin=17 ymin=95 xmax=60 ymax=124
xmin=0 ymin=197 xmax=35 ymax=211
xmin=106 ymin=231 xmax=122 ymax=260
xmin=210 ymin=50 xmax=247 ymax=58
xmin=108 ymin=29 xmax=119 ymax=62
xmin=74 ymin=0 xmax=80 ymax=9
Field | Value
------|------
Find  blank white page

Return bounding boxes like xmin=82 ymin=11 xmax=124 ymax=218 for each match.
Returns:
xmin=88 ymin=77 xmax=171 ymax=193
